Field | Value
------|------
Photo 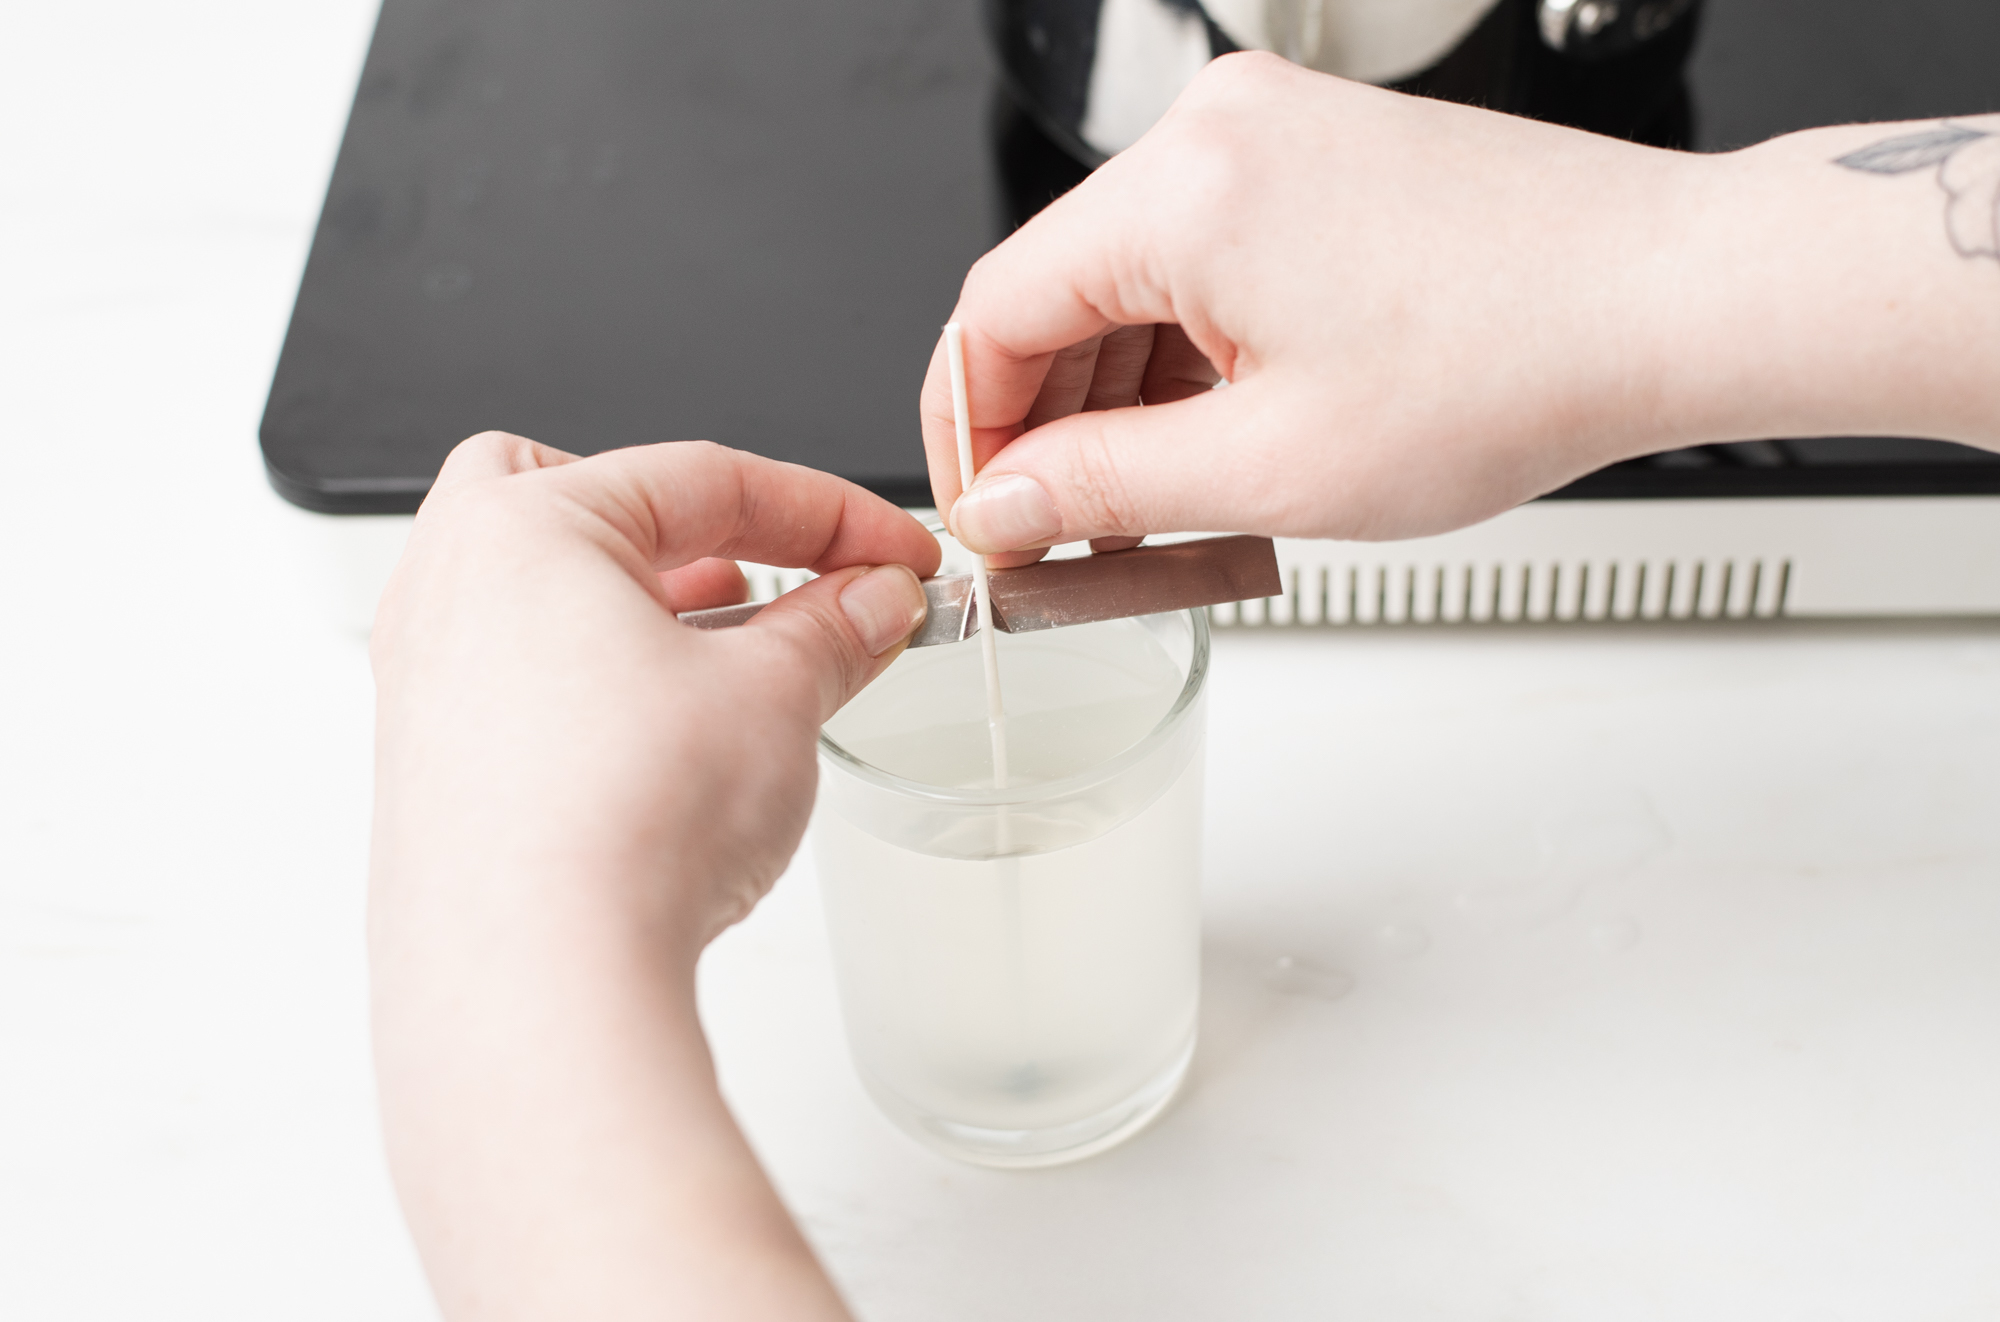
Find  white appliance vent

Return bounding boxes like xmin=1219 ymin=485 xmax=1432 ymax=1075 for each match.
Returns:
xmin=1214 ymin=556 xmax=1793 ymax=627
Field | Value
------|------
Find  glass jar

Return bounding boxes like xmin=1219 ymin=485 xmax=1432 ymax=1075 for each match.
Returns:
xmin=814 ymin=604 xmax=1209 ymax=1167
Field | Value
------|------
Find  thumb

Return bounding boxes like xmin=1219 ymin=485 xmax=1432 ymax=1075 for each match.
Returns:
xmin=947 ymin=382 xmax=1294 ymax=552
xmin=730 ymin=563 xmax=930 ymax=722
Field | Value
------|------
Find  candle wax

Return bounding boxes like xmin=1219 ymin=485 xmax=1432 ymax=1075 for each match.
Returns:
xmin=815 ymin=614 xmax=1203 ymax=1153
xmin=825 ymin=615 xmax=1186 ymax=790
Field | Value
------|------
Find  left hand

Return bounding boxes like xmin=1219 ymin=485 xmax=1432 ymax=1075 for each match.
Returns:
xmin=368 ymin=433 xmax=938 ymax=1322
xmin=371 ymin=432 xmax=940 ymax=954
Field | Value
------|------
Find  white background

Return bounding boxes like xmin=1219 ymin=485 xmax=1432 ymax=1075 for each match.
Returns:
xmin=5 ymin=4 xmax=2000 ymax=1319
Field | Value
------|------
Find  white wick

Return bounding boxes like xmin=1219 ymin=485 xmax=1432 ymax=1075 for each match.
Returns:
xmin=945 ymin=322 xmax=1009 ymax=789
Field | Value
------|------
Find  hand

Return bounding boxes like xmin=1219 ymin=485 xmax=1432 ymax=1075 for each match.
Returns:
xmin=921 ymin=52 xmax=1704 ymax=560
xmin=372 ymin=433 xmax=939 ymax=952
xmin=921 ymin=55 xmax=2000 ymax=561
xmin=369 ymin=433 xmax=938 ymax=1321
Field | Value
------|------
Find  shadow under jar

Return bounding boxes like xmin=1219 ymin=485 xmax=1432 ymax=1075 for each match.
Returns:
xmin=813 ymin=607 xmax=1210 ymax=1168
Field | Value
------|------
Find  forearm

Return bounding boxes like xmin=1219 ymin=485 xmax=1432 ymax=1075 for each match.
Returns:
xmin=370 ymin=856 xmax=851 ymax=1322
xmin=1657 ymin=116 xmax=2000 ymax=456
xmin=359 ymin=436 xmax=937 ymax=1321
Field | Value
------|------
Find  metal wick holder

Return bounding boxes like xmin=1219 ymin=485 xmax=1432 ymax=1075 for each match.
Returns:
xmin=677 ymin=535 xmax=1282 ymax=647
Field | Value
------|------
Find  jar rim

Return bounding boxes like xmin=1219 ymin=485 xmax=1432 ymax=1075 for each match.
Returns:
xmin=817 ymin=604 xmax=1211 ymax=809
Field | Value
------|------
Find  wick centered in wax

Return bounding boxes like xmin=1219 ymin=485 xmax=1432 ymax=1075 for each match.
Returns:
xmin=945 ymin=322 xmax=1010 ymax=789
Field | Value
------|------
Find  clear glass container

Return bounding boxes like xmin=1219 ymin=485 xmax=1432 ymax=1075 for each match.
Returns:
xmin=814 ymin=603 xmax=1208 ymax=1168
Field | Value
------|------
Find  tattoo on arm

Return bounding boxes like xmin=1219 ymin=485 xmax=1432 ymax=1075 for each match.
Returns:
xmin=1835 ymin=119 xmax=2000 ymax=262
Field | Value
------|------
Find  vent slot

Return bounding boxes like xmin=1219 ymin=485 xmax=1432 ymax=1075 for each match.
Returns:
xmin=1214 ymin=557 xmax=1793 ymax=627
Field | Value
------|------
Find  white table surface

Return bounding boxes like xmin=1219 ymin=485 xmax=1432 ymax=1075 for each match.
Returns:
xmin=7 ymin=5 xmax=2000 ymax=1319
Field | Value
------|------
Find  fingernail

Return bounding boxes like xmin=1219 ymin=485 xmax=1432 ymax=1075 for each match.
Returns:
xmin=950 ymin=473 xmax=1061 ymax=552
xmin=840 ymin=565 xmax=928 ymax=657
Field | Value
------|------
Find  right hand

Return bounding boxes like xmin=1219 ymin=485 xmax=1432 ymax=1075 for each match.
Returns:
xmin=920 ymin=52 xmax=1715 ymax=560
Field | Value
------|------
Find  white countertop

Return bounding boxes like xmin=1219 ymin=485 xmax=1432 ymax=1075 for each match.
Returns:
xmin=7 ymin=5 xmax=2000 ymax=1318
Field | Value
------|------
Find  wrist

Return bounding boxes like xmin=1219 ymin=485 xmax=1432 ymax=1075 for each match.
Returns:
xmin=1465 ymin=130 xmax=1743 ymax=488
xmin=1655 ymin=124 xmax=2000 ymax=452
xmin=1561 ymin=142 xmax=1732 ymax=471
xmin=370 ymin=825 xmax=717 ymax=989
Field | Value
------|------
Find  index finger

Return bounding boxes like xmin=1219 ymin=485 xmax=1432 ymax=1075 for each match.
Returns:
xmin=539 ymin=440 xmax=942 ymax=578
xmin=918 ymin=249 xmax=1124 ymax=513
xmin=917 ymin=149 xmax=1207 ymax=514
